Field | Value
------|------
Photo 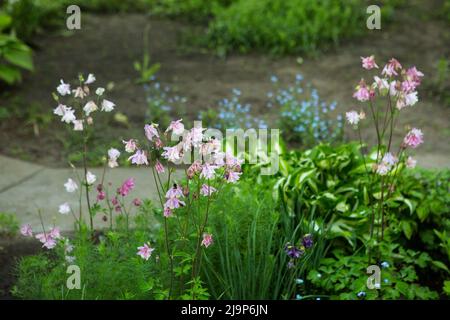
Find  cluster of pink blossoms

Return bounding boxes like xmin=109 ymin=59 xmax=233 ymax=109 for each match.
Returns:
xmin=124 ymin=119 xmax=243 ymax=218
xmin=347 ymin=56 xmax=424 ymax=174
xmin=21 ymin=224 xmax=64 ymax=251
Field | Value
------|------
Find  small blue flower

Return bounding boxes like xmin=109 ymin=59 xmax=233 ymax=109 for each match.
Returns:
xmin=296 ymin=294 xmax=303 ymax=300
xmin=357 ymin=291 xmax=366 ymax=298
xmin=295 ymin=278 xmax=304 ymax=285
xmin=384 ymin=278 xmax=389 ymax=284
xmin=270 ymin=75 xmax=278 ymax=83
xmin=316 ymin=297 xmax=321 ymax=300
xmin=381 ymin=261 xmax=390 ymax=268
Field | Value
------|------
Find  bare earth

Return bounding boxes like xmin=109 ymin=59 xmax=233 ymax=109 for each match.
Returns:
xmin=0 ymin=6 xmax=449 ymax=168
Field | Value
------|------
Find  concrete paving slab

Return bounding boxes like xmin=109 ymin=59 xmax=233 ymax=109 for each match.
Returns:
xmin=0 ymin=156 xmax=44 ymax=193
xmin=0 ymin=159 xmax=183 ymax=231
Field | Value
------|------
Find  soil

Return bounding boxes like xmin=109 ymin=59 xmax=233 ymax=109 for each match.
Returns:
xmin=0 ymin=237 xmax=41 ymax=299
xmin=0 ymin=1 xmax=449 ymax=167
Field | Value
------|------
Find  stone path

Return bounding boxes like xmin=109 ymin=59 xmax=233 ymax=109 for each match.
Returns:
xmin=0 ymin=155 xmax=182 ymax=232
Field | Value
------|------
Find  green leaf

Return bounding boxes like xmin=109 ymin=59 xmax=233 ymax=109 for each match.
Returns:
xmin=401 ymin=221 xmax=413 ymax=240
xmin=3 ymin=46 xmax=34 ymax=71
xmin=431 ymin=260 xmax=449 ymax=273
xmin=0 ymin=64 xmax=21 ymax=84
xmin=0 ymin=12 xmax=12 ymax=31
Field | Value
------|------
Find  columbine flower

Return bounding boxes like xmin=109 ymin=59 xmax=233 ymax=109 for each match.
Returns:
xmin=53 ymin=104 xmax=67 ymax=116
xmin=376 ymin=162 xmax=390 ymax=176
xmin=201 ymin=233 xmax=213 ymax=248
xmin=108 ymin=148 xmax=120 ymax=168
xmin=64 ymin=178 xmax=78 ymax=193
xmin=85 ymin=73 xmax=96 ymax=84
xmin=357 ymin=291 xmax=366 ymax=298
xmin=382 ymin=152 xmax=397 ymax=167
xmin=144 ymin=124 xmax=159 ymax=142
xmin=285 ymin=243 xmax=304 ymax=259
xmin=302 ymin=234 xmax=313 ymax=249
xmin=164 ymin=207 xmax=173 ymax=217
xmin=128 ymin=150 xmax=148 ymax=165
xmin=59 ymin=202 xmax=71 ymax=215
xmin=406 ymin=156 xmax=417 ymax=169
xmin=123 ymin=139 xmax=137 ymax=153
xmin=403 ymin=128 xmax=424 ymax=149
xmin=405 ymin=66 xmax=424 ymax=87
xmin=97 ymin=190 xmax=106 ymax=201
xmin=166 ymin=185 xmax=183 ymax=199
xmin=95 ymin=87 xmax=105 ymax=96
xmin=373 ymin=76 xmax=389 ymax=94
xmin=225 ymin=170 xmax=241 ymax=183
xmin=118 ymin=178 xmax=135 ymax=197
xmin=133 ymin=198 xmax=142 ymax=206
xmin=162 ymin=146 xmax=180 ymax=163
xmin=61 ymin=108 xmax=76 ymax=123
xmin=200 ymin=184 xmax=217 ymax=196
xmin=382 ymin=58 xmax=402 ymax=77
xmin=164 ymin=197 xmax=185 ymax=210
xmin=83 ymin=101 xmax=98 ymax=116
xmin=137 ymin=243 xmax=155 ymax=261
xmin=361 ymin=55 xmax=378 ymax=70
xmin=86 ymin=171 xmax=96 ymax=185
xmin=190 ymin=126 xmax=204 ymax=147
xmin=346 ymin=111 xmax=361 ymax=125
xmin=353 ymin=79 xmax=370 ymax=102
xmin=73 ymin=86 xmax=87 ymax=99
xmin=155 ymin=160 xmax=165 ymax=173
xmin=71 ymin=119 xmax=82 ymax=131
xmin=101 ymin=99 xmax=115 ymax=112
xmin=200 ymin=163 xmax=217 ymax=179
xmin=48 ymin=227 xmax=61 ymax=239
xmin=166 ymin=119 xmax=184 ymax=135
xmin=20 ymin=224 xmax=33 ymax=237
xmin=57 ymin=80 xmax=71 ymax=96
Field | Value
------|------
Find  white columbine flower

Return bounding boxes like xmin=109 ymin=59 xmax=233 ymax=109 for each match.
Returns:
xmin=64 ymin=178 xmax=78 ymax=193
xmin=346 ymin=111 xmax=360 ymax=125
xmin=57 ymin=79 xmax=71 ymax=96
xmin=86 ymin=171 xmax=96 ymax=185
xmin=101 ymin=99 xmax=115 ymax=112
xmin=73 ymin=119 xmax=84 ymax=131
xmin=95 ymin=87 xmax=105 ymax=96
xmin=61 ymin=108 xmax=76 ymax=123
xmin=83 ymin=101 xmax=98 ymax=116
xmin=53 ymin=104 xmax=67 ymax=116
xmin=108 ymin=148 xmax=121 ymax=168
xmin=85 ymin=73 xmax=96 ymax=84
xmin=59 ymin=202 xmax=71 ymax=215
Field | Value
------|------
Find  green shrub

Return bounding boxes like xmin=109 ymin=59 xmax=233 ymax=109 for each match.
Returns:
xmin=0 ymin=212 xmax=19 ymax=237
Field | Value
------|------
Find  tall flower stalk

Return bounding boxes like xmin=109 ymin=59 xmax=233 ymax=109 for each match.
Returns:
xmin=347 ymin=56 xmax=424 ymax=262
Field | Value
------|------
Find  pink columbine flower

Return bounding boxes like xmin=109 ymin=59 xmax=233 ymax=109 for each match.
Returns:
xmin=137 ymin=243 xmax=155 ymax=261
xmin=353 ymin=79 xmax=370 ymax=102
xmin=373 ymin=76 xmax=389 ymax=93
xmin=118 ymin=178 xmax=135 ymax=197
xmin=57 ymin=79 xmax=71 ymax=96
xmin=123 ymin=139 xmax=137 ymax=153
xmin=154 ymin=137 xmax=164 ymax=149
xmin=97 ymin=190 xmax=106 ymax=201
xmin=155 ymin=160 xmax=165 ymax=173
xmin=200 ymin=163 xmax=217 ymax=179
xmin=166 ymin=185 xmax=183 ymax=199
xmin=166 ymin=119 xmax=185 ymax=135
xmin=405 ymin=66 xmax=424 ymax=87
xmin=133 ymin=198 xmax=142 ymax=207
xmin=164 ymin=197 xmax=185 ymax=210
xmin=144 ymin=124 xmax=159 ymax=142
xmin=382 ymin=58 xmax=402 ymax=77
xmin=20 ymin=224 xmax=33 ymax=237
xmin=361 ymin=55 xmax=378 ymax=70
xmin=190 ymin=126 xmax=205 ymax=147
xmin=382 ymin=152 xmax=398 ymax=167
xmin=128 ymin=150 xmax=149 ymax=165
xmin=346 ymin=111 xmax=361 ymax=125
xmin=111 ymin=197 xmax=119 ymax=206
xmin=376 ymin=162 xmax=390 ymax=176
xmin=225 ymin=171 xmax=242 ymax=183
xmin=101 ymin=99 xmax=115 ymax=112
xmin=163 ymin=207 xmax=173 ymax=218
xmin=406 ymin=156 xmax=417 ymax=169
xmin=200 ymin=184 xmax=217 ymax=196
xmin=403 ymin=128 xmax=424 ymax=149
xmin=162 ymin=146 xmax=181 ymax=163
xmin=201 ymin=233 xmax=213 ymax=248
xmin=48 ymin=227 xmax=61 ymax=240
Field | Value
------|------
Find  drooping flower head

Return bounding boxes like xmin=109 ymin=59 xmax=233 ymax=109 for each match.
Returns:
xmin=361 ymin=55 xmax=378 ymax=70
xmin=382 ymin=58 xmax=402 ymax=77
xmin=285 ymin=243 xmax=304 ymax=259
xmin=137 ymin=243 xmax=155 ymax=261
xmin=406 ymin=156 xmax=417 ymax=169
xmin=64 ymin=178 xmax=78 ymax=193
xmin=346 ymin=110 xmax=361 ymax=125
xmin=108 ymin=148 xmax=121 ymax=168
xmin=201 ymin=233 xmax=214 ymax=248
xmin=353 ymin=79 xmax=370 ymax=102
xmin=144 ymin=124 xmax=159 ymax=142
xmin=155 ymin=160 xmax=165 ymax=173
xmin=123 ymin=139 xmax=138 ymax=153
xmin=166 ymin=119 xmax=185 ymax=136
xmin=403 ymin=128 xmax=424 ymax=149
xmin=57 ymin=79 xmax=71 ymax=96
xmin=118 ymin=178 xmax=135 ymax=197
xmin=59 ymin=202 xmax=71 ymax=215
xmin=128 ymin=149 xmax=149 ymax=165
xmin=20 ymin=224 xmax=33 ymax=237
xmin=302 ymin=234 xmax=314 ymax=249
xmin=200 ymin=184 xmax=217 ymax=197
